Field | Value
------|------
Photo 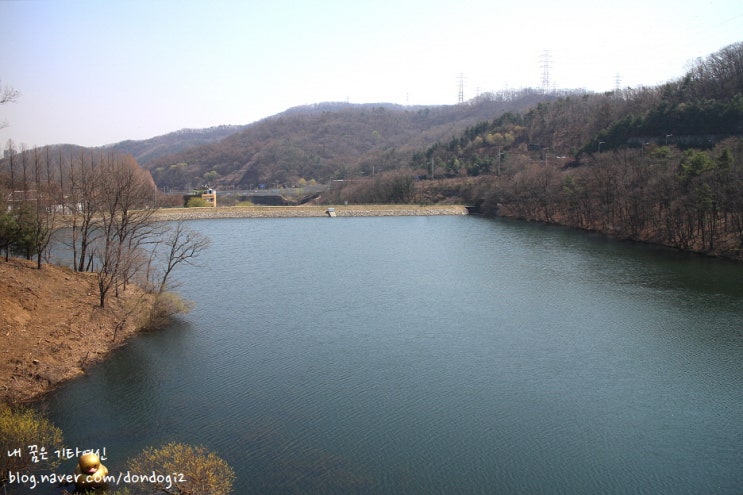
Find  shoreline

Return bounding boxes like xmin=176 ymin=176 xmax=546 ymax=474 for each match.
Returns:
xmin=0 ymin=259 xmax=154 ymax=405
xmin=150 ymin=204 xmax=469 ymax=221
xmin=2 ymin=205 xmax=466 ymax=404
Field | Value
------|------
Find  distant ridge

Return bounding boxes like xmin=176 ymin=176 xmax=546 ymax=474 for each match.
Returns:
xmin=105 ymin=124 xmax=249 ymax=165
xmin=139 ymin=90 xmax=560 ymax=190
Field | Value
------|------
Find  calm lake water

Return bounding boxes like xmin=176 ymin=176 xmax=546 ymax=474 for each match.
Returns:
xmin=29 ymin=216 xmax=743 ymax=494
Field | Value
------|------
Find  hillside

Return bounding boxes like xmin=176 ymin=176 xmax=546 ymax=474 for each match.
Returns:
xmin=0 ymin=259 xmax=152 ymax=404
xmin=140 ymin=90 xmax=563 ymax=190
xmin=105 ymin=124 xmax=249 ymax=165
xmin=131 ymin=43 xmax=742 ymax=193
xmin=400 ymin=42 xmax=743 ymax=259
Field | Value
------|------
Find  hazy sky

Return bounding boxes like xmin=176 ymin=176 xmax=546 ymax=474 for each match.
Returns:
xmin=1 ymin=0 xmax=741 ymax=148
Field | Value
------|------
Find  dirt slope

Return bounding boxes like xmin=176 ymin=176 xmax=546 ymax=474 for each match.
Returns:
xmin=0 ymin=258 xmax=151 ymax=404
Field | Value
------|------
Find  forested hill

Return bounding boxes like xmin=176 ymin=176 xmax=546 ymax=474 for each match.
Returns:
xmin=410 ymin=43 xmax=743 ymax=178
xmin=136 ymin=44 xmax=743 ymax=193
xmin=105 ymin=125 xmax=249 ymax=165
xmin=140 ymin=91 xmax=562 ymax=190
xmin=412 ymin=42 xmax=743 ymax=259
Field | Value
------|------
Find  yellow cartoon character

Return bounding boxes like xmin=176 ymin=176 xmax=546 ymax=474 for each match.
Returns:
xmin=74 ymin=452 xmax=109 ymax=489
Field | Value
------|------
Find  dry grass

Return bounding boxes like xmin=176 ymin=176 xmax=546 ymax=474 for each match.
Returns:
xmin=0 ymin=258 xmax=153 ymax=404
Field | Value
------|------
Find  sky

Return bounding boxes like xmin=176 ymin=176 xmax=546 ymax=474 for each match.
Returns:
xmin=1 ymin=0 xmax=742 ymax=148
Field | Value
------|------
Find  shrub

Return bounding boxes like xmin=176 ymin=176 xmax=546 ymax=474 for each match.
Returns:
xmin=0 ymin=405 xmax=64 ymax=485
xmin=126 ymin=442 xmax=235 ymax=495
xmin=144 ymin=292 xmax=194 ymax=331
xmin=186 ymin=197 xmax=210 ymax=208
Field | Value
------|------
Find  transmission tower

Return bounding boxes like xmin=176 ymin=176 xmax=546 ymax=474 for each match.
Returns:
xmin=539 ymin=50 xmax=552 ymax=93
xmin=615 ymin=73 xmax=622 ymax=91
xmin=457 ymin=73 xmax=465 ymax=104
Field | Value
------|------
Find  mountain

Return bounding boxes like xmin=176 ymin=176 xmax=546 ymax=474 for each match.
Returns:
xmin=410 ymin=42 xmax=743 ymax=259
xmin=105 ymin=125 xmax=249 ymax=165
xmin=418 ymin=42 xmax=743 ymax=171
xmin=139 ymin=89 xmax=566 ymax=190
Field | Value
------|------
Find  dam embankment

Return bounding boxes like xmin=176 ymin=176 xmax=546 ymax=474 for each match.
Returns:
xmin=151 ymin=204 xmax=469 ymax=221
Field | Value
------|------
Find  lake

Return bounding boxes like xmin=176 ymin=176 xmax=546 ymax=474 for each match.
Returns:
xmin=28 ymin=216 xmax=743 ymax=494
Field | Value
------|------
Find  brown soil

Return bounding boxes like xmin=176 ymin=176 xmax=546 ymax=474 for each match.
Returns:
xmin=0 ymin=258 xmax=152 ymax=404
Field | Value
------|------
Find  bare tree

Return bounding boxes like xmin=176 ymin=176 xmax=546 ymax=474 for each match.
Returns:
xmin=154 ymin=219 xmax=211 ymax=294
xmin=68 ymin=150 xmax=103 ymax=272
xmin=93 ymin=153 xmax=157 ymax=307
xmin=29 ymin=147 xmax=56 ymax=268
xmin=0 ymin=80 xmax=20 ymax=129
